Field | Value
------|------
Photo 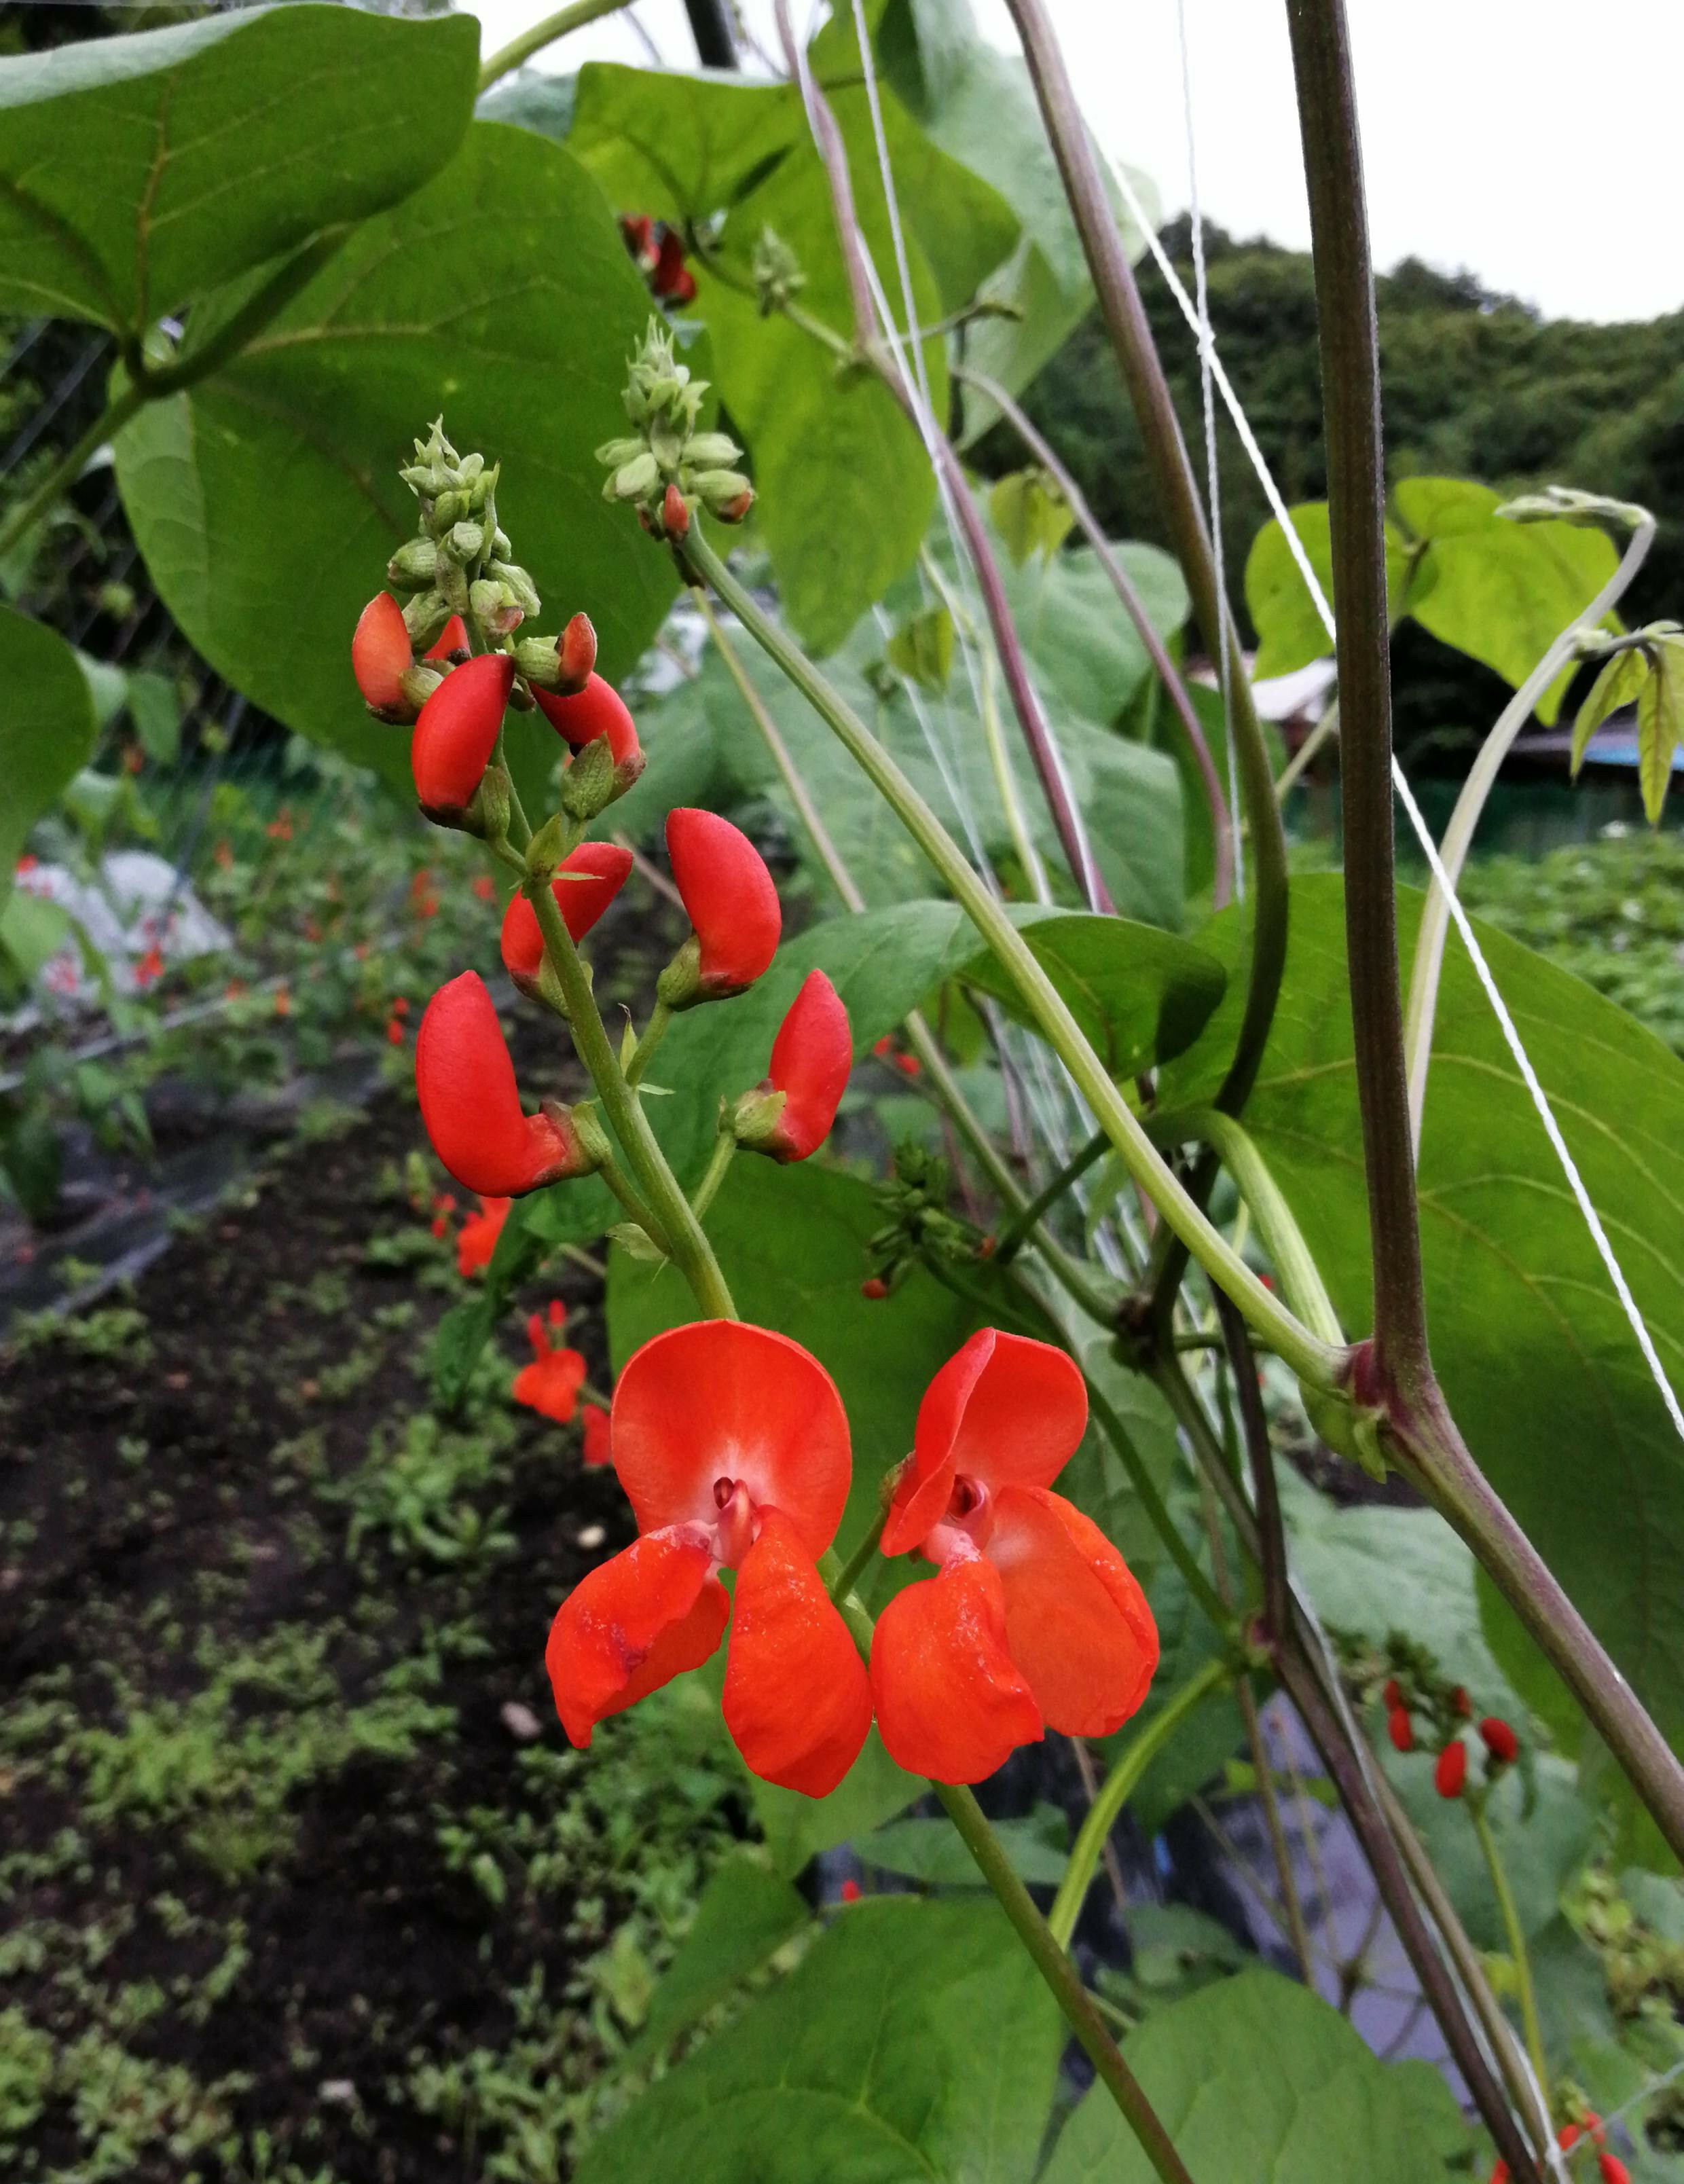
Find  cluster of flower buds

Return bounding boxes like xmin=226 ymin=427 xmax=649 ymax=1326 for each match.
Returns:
xmin=1379 ymin=1667 xmax=1522 ymax=1802
xmin=1491 ymin=2111 xmax=1628 ymax=2184
xmin=547 ymin=1320 xmax=1160 ymax=1794
xmin=621 ymin=215 xmax=697 ymax=306
xmin=394 ymin=420 xmax=541 ymax=649
xmin=861 ymin=1145 xmax=992 ymax=1300
xmin=752 ymin=225 xmax=806 ymax=317
xmin=596 ymin=319 xmax=752 ymax=540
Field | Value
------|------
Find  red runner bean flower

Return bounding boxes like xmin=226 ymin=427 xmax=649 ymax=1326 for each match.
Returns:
xmin=352 ymin=593 xmax=411 ymax=711
xmin=533 ymin=672 xmax=644 ymax=789
xmin=736 ymin=969 xmax=852 ymax=1161
xmin=411 ymin=653 xmax=514 ymax=818
xmin=581 ymin=1402 xmax=611 ymax=1468
xmin=1479 ymin=1715 xmax=1520 ymax=1763
xmin=663 ymin=808 xmax=782 ymax=1002
xmin=500 ymin=843 xmax=634 ymax=991
xmin=416 ymin=971 xmax=589 ymax=1197
xmin=546 ymin=1322 xmax=871 ymax=1796
xmin=1492 ymin=2115 xmax=1607 ymax=2184
xmin=1387 ymin=1706 xmax=1414 ymax=1753
xmin=1381 ymin=1677 xmax=1402 ymax=1709
xmin=870 ymin=1330 xmax=1158 ymax=1783
xmin=455 ymin=1195 xmax=510 ymax=1277
xmin=1434 ymin=1739 xmax=1467 ymax=1799
xmin=513 ymin=1309 xmax=587 ymax=1424
xmin=424 ymin=614 xmax=470 ymax=660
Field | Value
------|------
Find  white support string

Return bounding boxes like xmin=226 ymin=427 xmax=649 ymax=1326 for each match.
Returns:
xmin=1105 ymin=133 xmax=1684 ymax=1447
xmin=1177 ymin=0 xmax=1243 ymax=900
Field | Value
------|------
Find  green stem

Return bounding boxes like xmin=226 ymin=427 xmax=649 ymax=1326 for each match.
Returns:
xmin=1047 ymin=1656 xmax=1232 ymax=1949
xmin=682 ymin=532 xmax=1340 ymax=1393
xmin=477 ymin=0 xmax=629 ymax=92
xmin=934 ymin=1783 xmax=1197 ymax=2184
xmin=1146 ymin=1107 xmax=1343 ymax=1349
xmin=1084 ymin=1374 xmax=1228 ymax=1632
xmin=996 ymin=1129 xmax=1107 ymax=1263
xmin=625 ymin=998 xmax=672 ymax=1088
xmin=827 ymin=1508 xmax=887 ymax=1608
xmin=690 ymin=1130 xmax=736 ymax=1221
xmin=592 ymin=1143 xmax=674 ymax=1258
xmin=1469 ymin=1802 xmax=1552 ymax=2117
xmin=525 ymin=876 xmax=735 ymax=1320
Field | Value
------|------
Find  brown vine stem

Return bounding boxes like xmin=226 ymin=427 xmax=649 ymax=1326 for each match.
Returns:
xmin=953 ymin=363 xmax=1234 ymax=908
xmin=1002 ymin=0 xmax=1285 ymax=1114
xmin=769 ymin=0 xmax=1112 ymax=913
xmin=1284 ymin=0 xmax=1684 ymax=1864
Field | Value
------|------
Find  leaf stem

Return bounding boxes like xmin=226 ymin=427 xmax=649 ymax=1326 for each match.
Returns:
xmin=933 ymin=1782 xmax=1197 ymax=2184
xmin=995 ymin=1128 xmax=1107 ymax=1263
xmin=477 ymin=0 xmax=630 ymax=93
xmin=1082 ymin=1372 xmax=1228 ymax=1633
xmin=689 ymin=1129 xmax=736 ymax=1221
xmin=827 ymin=1509 xmax=887 ymax=1607
xmin=1046 ymin=1656 xmax=1232 ymax=1949
xmin=681 ymin=529 xmax=1342 ymax=1391
xmin=1469 ymin=1800 xmax=1551 ymax=2105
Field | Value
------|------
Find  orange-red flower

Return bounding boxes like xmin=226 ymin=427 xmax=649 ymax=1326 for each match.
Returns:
xmin=455 ymin=1195 xmax=510 ymax=1277
xmin=352 ymin=593 xmax=411 ymax=710
xmin=416 ymin=971 xmax=591 ymax=1197
xmin=424 ymin=614 xmax=470 ymax=661
xmin=1434 ymin=1739 xmax=1467 ymax=1799
xmin=533 ymin=672 xmax=644 ymax=793
xmin=411 ymin=654 xmax=514 ymax=818
xmin=1491 ymin=2115 xmax=1614 ymax=2184
xmin=500 ymin=842 xmax=634 ymax=992
xmin=736 ymin=968 xmax=851 ymax=1161
xmin=513 ymin=1307 xmax=587 ymax=1423
xmin=134 ymin=945 xmax=164 ymax=988
xmin=664 ymin=809 xmax=781 ymax=1002
xmin=870 ymin=1329 xmax=1158 ymax=1784
xmin=546 ymin=1321 xmax=871 ymax=1796
xmin=1479 ymin=1715 xmax=1519 ymax=1763
xmin=581 ymin=1402 xmax=611 ymax=1468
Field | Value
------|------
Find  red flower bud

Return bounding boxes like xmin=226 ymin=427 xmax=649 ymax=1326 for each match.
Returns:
xmin=1381 ymin=1677 xmax=1402 ymax=1709
xmin=425 ymin=614 xmax=470 ymax=661
xmin=1387 ymin=1705 xmax=1414 ymax=1753
xmin=742 ymin=970 xmax=851 ymax=1162
xmin=533 ymin=672 xmax=643 ymax=792
xmin=1434 ymin=1740 xmax=1467 ymax=1798
xmin=839 ymin=1878 xmax=862 ymax=1903
xmin=652 ymin=228 xmax=694 ymax=302
xmin=559 ymin=612 xmax=598 ymax=689
xmin=1598 ymin=2156 xmax=1630 ymax=2183
xmin=352 ymin=593 xmax=411 ymax=711
xmin=1478 ymin=1715 xmax=1519 ymax=1763
xmin=664 ymin=808 xmax=781 ymax=1000
xmin=1452 ymin=1684 xmax=1472 ymax=1717
xmin=662 ymin=482 xmax=690 ymax=539
xmin=500 ymin=843 xmax=634 ymax=988
xmin=861 ymin=1277 xmax=890 ymax=1300
xmin=416 ymin=970 xmax=591 ymax=1196
xmin=411 ymin=655 xmax=514 ymax=817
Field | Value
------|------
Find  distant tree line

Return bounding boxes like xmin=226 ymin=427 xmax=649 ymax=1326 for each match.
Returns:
xmin=979 ymin=221 xmax=1684 ymax=763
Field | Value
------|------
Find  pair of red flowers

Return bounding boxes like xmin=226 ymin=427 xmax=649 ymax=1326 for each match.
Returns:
xmin=1491 ymin=2113 xmax=1627 ymax=2184
xmin=414 ymin=804 xmax=850 ymax=1199
xmin=546 ymin=1321 xmax=1159 ymax=1795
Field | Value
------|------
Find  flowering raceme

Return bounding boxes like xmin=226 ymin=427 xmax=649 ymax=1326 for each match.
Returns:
xmin=547 ymin=1321 xmax=871 ymax=1796
xmin=869 ymin=1329 xmax=1159 ymax=1783
xmin=416 ymin=972 xmax=591 ymax=1197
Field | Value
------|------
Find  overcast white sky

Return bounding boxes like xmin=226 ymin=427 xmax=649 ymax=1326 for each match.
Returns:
xmin=472 ymin=0 xmax=1683 ymax=325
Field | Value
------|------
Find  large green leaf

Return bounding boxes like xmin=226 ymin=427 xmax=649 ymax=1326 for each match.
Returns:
xmin=1244 ymin=500 xmax=1412 ymax=680
xmin=997 ymin=534 xmax=1189 ymax=727
xmin=569 ymin=60 xmax=1017 ymax=653
xmin=1042 ymin=1969 xmax=1464 ymax=2183
xmin=642 ymin=900 xmax=976 ymax=1188
xmin=1397 ymin=478 xmax=1620 ymax=725
xmin=115 ymin=123 xmax=678 ymax=801
xmin=630 ymin=1853 xmax=809 ymax=2062
xmin=0 ymin=606 xmax=98 ymax=907
xmin=960 ymin=909 xmax=1226 ymax=1079
xmin=574 ymin=1897 xmax=1061 ymax=2184
xmin=1163 ymin=875 xmax=1684 ymax=1760
xmin=0 ymin=6 xmax=477 ymax=330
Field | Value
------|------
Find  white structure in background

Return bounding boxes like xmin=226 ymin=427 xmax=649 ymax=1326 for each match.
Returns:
xmin=14 ymin=851 xmax=231 ymax=1008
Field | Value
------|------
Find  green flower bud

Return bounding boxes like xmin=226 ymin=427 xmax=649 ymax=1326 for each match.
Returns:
xmin=610 ymin=451 xmax=660 ymax=502
xmin=595 ymin=436 xmax=646 ymax=469
xmin=488 ymin=560 xmax=541 ymax=617
xmin=386 ymin=536 xmax=438 ymax=590
xmin=694 ymin=469 xmax=753 ymax=517
xmin=450 ymin=520 xmax=486 ymax=562
xmin=403 ymin=590 xmax=453 ymax=649
xmin=560 ymin=733 xmax=619 ymax=822
xmin=526 ymin=811 xmax=573 ymax=881
xmin=515 ymin=635 xmax=564 ymax=691
xmin=433 ymin=488 xmax=463 ymax=530
xmin=469 ymin=578 xmax=524 ymax=636
xmin=459 ymin=452 xmax=484 ymax=486
xmin=686 ymin=431 xmax=742 ymax=468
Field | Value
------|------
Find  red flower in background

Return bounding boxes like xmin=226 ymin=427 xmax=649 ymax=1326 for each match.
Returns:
xmin=1434 ymin=1740 xmax=1467 ymax=1799
xmin=1479 ymin=1715 xmax=1520 ymax=1764
xmin=416 ymin=971 xmax=590 ymax=1197
xmin=133 ymin=946 xmax=164 ymax=989
xmin=500 ymin=843 xmax=634 ymax=991
xmin=581 ymin=1402 xmax=611 ymax=1468
xmin=546 ymin=1321 xmax=871 ymax=1796
xmin=455 ymin=1195 xmax=510 ymax=1277
xmin=870 ymin=1330 xmax=1158 ymax=1783
xmin=513 ymin=1306 xmax=587 ymax=1423
xmin=664 ymin=809 xmax=781 ymax=1001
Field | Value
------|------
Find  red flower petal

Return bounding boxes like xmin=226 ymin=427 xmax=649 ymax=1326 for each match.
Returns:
xmin=1434 ymin=1739 xmax=1468 ymax=1798
xmin=762 ymin=969 xmax=852 ymax=1160
xmin=610 ymin=1320 xmax=850 ymax=1554
xmin=424 ymin=614 xmax=469 ymax=660
xmin=883 ymin=1328 xmax=1087 ymax=1557
xmin=721 ymin=1509 xmax=872 ymax=1796
xmin=869 ymin=1550 xmax=1043 ymax=1783
xmin=665 ymin=809 xmax=781 ymax=996
xmin=352 ymin=593 xmax=411 ymax=709
xmin=455 ymin=1195 xmax=510 ymax=1277
xmin=411 ymin=654 xmax=514 ymax=814
xmin=513 ymin=1347 xmax=587 ymax=1423
xmin=1478 ymin=1715 xmax=1519 ymax=1763
xmin=988 ymin=1488 xmax=1158 ymax=1736
xmin=500 ymin=843 xmax=635 ymax=980
xmin=581 ymin=1403 xmax=612 ymax=1467
xmin=546 ymin=1531 xmax=729 ymax=1746
xmin=415 ymin=970 xmax=583 ymax=1196
xmin=534 ymin=673 xmax=641 ymax=770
